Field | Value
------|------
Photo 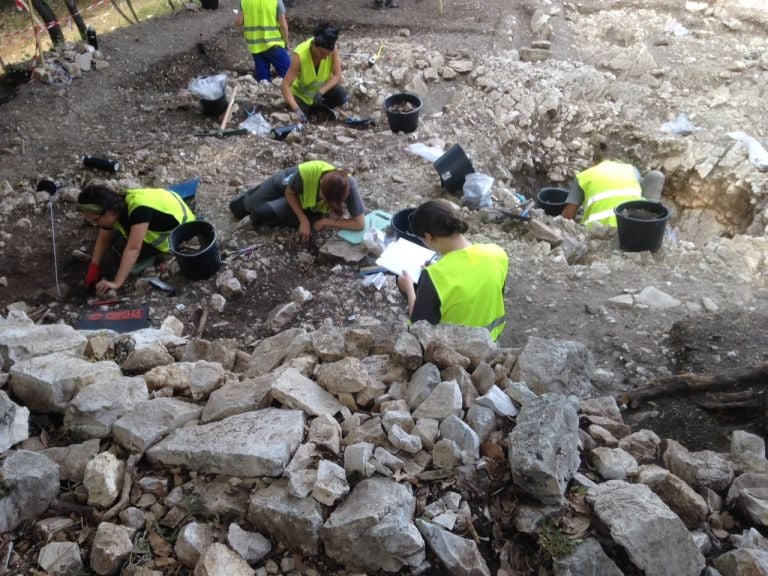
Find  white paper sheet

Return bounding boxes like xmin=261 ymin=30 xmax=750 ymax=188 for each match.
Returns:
xmin=376 ymin=238 xmax=438 ymax=281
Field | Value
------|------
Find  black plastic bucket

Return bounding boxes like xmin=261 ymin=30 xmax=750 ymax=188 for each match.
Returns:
xmin=433 ymin=144 xmax=475 ymax=192
xmin=169 ymin=220 xmax=222 ymax=280
xmin=391 ymin=208 xmax=425 ymax=247
xmin=536 ymin=187 xmax=569 ymax=216
xmin=615 ymin=200 xmax=670 ymax=253
xmin=200 ymin=94 xmax=228 ymax=116
xmin=201 ymin=0 xmax=218 ymax=9
xmin=384 ymin=93 xmax=423 ymax=134
xmin=36 ymin=179 xmax=58 ymax=196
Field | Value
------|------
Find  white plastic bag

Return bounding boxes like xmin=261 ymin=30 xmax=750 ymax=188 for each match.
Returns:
xmin=462 ymin=172 xmax=494 ymax=209
xmin=728 ymin=131 xmax=768 ymax=172
xmin=239 ymin=113 xmax=272 ymax=137
xmin=363 ymin=227 xmax=386 ymax=256
xmin=661 ymin=113 xmax=700 ymax=136
xmin=188 ymin=74 xmax=227 ymax=100
xmin=361 ymin=272 xmax=387 ymax=290
xmin=405 ymin=143 xmax=444 ymax=163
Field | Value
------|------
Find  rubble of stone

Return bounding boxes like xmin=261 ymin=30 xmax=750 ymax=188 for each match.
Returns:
xmin=1 ymin=309 xmax=767 ymax=574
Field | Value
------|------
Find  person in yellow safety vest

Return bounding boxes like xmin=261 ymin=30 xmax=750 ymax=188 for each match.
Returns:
xmin=233 ymin=0 xmax=291 ymax=82
xmin=281 ymin=22 xmax=348 ymax=123
xmin=396 ymin=200 xmax=509 ymax=341
xmin=77 ymin=185 xmax=195 ymax=296
xmin=228 ymin=160 xmax=365 ymax=242
xmin=562 ymin=142 xmax=665 ymax=229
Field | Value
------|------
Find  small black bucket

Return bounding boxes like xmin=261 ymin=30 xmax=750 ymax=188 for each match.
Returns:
xmin=384 ymin=93 xmax=423 ymax=134
xmin=169 ymin=221 xmax=222 ymax=280
xmin=536 ymin=187 xmax=569 ymax=216
xmin=201 ymin=0 xmax=218 ymax=9
xmin=36 ymin=179 xmax=58 ymax=196
xmin=200 ymin=94 xmax=228 ymax=116
xmin=433 ymin=144 xmax=475 ymax=192
xmin=391 ymin=208 xmax=425 ymax=247
xmin=615 ymin=200 xmax=670 ymax=253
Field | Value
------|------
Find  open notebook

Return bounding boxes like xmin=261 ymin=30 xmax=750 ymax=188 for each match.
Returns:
xmin=375 ymin=238 xmax=438 ymax=282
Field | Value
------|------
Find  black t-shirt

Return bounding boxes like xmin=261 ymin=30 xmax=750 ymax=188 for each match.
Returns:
xmin=410 ymin=271 xmax=441 ymax=325
xmin=119 ymin=206 xmax=180 ymax=232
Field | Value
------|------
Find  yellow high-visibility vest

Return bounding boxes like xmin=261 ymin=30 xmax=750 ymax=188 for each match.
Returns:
xmin=113 ymin=188 xmax=194 ymax=253
xmin=297 ymin=160 xmax=336 ymax=214
xmin=241 ymin=0 xmax=284 ymax=55
xmin=576 ymin=161 xmax=642 ymax=228
xmin=425 ymin=244 xmax=508 ymax=341
xmin=290 ymin=37 xmax=332 ymax=105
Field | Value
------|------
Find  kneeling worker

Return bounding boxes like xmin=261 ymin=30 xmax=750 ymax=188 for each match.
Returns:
xmin=281 ymin=22 xmax=347 ymax=123
xmin=396 ymin=200 xmax=509 ymax=341
xmin=77 ymin=185 xmax=195 ymax=295
xmin=229 ymin=160 xmax=365 ymax=241
xmin=562 ymin=142 xmax=665 ymax=229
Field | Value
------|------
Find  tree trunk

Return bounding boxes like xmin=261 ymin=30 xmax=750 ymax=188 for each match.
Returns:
xmin=30 ymin=0 xmax=65 ymax=46
xmin=62 ymin=0 xmax=88 ymax=40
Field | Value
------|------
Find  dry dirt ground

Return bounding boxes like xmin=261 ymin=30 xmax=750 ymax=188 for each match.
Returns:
xmin=0 ymin=0 xmax=767 ymax=455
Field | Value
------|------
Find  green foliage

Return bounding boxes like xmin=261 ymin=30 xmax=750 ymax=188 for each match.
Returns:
xmin=537 ymin=520 xmax=578 ymax=560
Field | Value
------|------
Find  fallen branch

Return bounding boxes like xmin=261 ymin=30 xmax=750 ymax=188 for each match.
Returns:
xmin=99 ymin=454 xmax=140 ymax=523
xmin=621 ymin=362 xmax=768 ymax=409
xmin=110 ymin=0 xmax=136 ymax=24
xmin=195 ymin=305 xmax=209 ymax=340
xmin=124 ymin=0 xmax=140 ymax=22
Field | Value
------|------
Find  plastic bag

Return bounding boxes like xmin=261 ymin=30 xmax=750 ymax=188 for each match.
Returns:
xmin=364 ymin=227 xmax=386 ymax=256
xmin=405 ymin=143 xmax=444 ymax=163
xmin=239 ymin=113 xmax=272 ymax=137
xmin=361 ymin=272 xmax=387 ymax=290
xmin=665 ymin=18 xmax=690 ymax=37
xmin=188 ymin=74 xmax=227 ymax=100
xmin=660 ymin=113 xmax=700 ymax=136
xmin=728 ymin=131 xmax=768 ymax=172
xmin=461 ymin=172 xmax=494 ymax=209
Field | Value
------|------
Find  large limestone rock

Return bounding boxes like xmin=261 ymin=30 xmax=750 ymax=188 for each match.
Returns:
xmin=508 ymin=394 xmax=580 ymax=505
xmin=513 ymin=337 xmax=595 ymax=397
xmin=405 ymin=363 xmax=441 ymax=411
xmin=147 ymin=409 xmax=304 ymax=477
xmin=0 ymin=321 xmax=87 ymax=370
xmin=0 ymin=450 xmax=60 ymax=533
xmin=245 ymin=328 xmax=308 ymax=376
xmin=227 ymin=523 xmax=271 ymax=564
xmin=0 ymin=390 xmax=28 ymax=452
xmin=587 ymin=480 xmax=705 ymax=576
xmin=270 ymin=368 xmax=343 ymax=416
xmin=64 ymin=376 xmax=149 ymax=439
xmin=316 ymin=357 xmax=370 ymax=394
xmin=41 ymin=438 xmax=100 ymax=482
xmin=714 ymin=548 xmax=768 ymax=576
xmin=84 ymin=452 xmax=124 ymax=508
xmin=90 ymin=522 xmax=134 ymax=575
xmin=727 ymin=473 xmax=768 ymax=526
xmin=730 ymin=430 xmax=768 ymax=474
xmin=247 ymin=479 xmax=324 ymax=555
xmin=200 ymin=376 xmax=272 ymax=423
xmin=322 ymin=477 xmax=425 ymax=572
xmin=175 ymin=522 xmax=213 ymax=568
xmin=416 ymin=519 xmax=490 ymax=576
xmin=37 ymin=541 xmax=83 ymax=575
xmin=651 ymin=472 xmax=709 ymax=529
xmin=112 ymin=397 xmax=202 ymax=452
xmin=193 ymin=543 xmax=254 ymax=576
xmin=10 ymin=352 xmax=121 ymax=413
xmin=663 ymin=439 xmax=734 ymax=492
xmin=409 ymin=321 xmax=496 ymax=367
xmin=412 ymin=379 xmax=463 ymax=420
xmin=552 ymin=537 xmax=623 ymax=576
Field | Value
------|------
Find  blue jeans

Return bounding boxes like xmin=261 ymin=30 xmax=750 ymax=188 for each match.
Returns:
xmin=252 ymin=46 xmax=291 ymax=82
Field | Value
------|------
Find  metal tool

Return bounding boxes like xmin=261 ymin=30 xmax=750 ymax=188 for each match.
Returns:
xmin=321 ymin=103 xmax=375 ymax=129
xmin=143 ymin=277 xmax=177 ymax=296
xmin=195 ymin=85 xmax=247 ymax=138
xmin=367 ymin=42 xmax=385 ymax=67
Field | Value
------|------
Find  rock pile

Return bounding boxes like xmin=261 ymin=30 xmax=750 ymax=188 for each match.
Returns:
xmin=1 ymin=304 xmax=767 ymax=574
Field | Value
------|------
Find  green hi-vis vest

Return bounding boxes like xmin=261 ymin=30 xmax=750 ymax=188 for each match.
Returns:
xmin=291 ymin=37 xmax=332 ymax=105
xmin=113 ymin=188 xmax=195 ymax=253
xmin=297 ymin=160 xmax=336 ymax=214
xmin=576 ymin=160 xmax=642 ymax=229
xmin=241 ymin=0 xmax=284 ymax=55
xmin=425 ymin=244 xmax=508 ymax=341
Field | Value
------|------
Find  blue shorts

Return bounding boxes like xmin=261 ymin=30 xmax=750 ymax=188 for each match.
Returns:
xmin=252 ymin=46 xmax=291 ymax=82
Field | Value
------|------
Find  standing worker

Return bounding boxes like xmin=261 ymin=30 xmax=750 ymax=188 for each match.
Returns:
xmin=562 ymin=141 xmax=665 ymax=229
xmin=281 ymin=22 xmax=348 ymax=123
xmin=229 ymin=160 xmax=364 ymax=241
xmin=397 ymin=200 xmax=509 ymax=341
xmin=77 ymin=185 xmax=195 ymax=295
xmin=234 ymin=0 xmax=291 ymax=82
